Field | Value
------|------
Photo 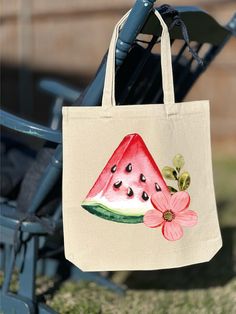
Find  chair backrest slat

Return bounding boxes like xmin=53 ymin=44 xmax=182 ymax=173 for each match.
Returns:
xmin=118 ymin=35 xmax=158 ymax=104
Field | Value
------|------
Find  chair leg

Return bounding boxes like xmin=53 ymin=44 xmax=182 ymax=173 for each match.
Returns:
xmin=3 ymin=244 xmax=13 ymax=275
xmin=0 ymin=244 xmax=35 ymax=314
xmin=38 ymin=303 xmax=58 ymax=314
xmin=18 ymin=236 xmax=39 ymax=302
xmin=2 ymin=245 xmax=15 ymax=293
xmin=0 ymin=248 xmax=3 ymax=271
xmin=70 ymin=266 xmax=125 ymax=294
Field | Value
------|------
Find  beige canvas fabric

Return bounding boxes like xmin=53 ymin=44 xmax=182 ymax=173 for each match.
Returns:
xmin=62 ymin=10 xmax=222 ymax=271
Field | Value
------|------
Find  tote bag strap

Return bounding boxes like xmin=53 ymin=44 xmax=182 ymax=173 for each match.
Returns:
xmin=102 ymin=9 xmax=176 ymax=112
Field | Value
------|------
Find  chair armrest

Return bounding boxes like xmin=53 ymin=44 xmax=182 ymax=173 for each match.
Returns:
xmin=39 ymin=79 xmax=81 ymax=103
xmin=0 ymin=109 xmax=62 ymax=143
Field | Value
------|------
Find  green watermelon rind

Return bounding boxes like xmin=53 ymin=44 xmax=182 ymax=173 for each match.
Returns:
xmin=81 ymin=201 xmax=144 ymax=224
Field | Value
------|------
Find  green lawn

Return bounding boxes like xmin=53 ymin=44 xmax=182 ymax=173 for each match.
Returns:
xmin=47 ymin=156 xmax=236 ymax=314
xmin=1 ymin=156 xmax=236 ymax=313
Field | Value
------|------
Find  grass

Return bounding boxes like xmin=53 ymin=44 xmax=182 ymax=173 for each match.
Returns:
xmin=1 ymin=155 xmax=236 ymax=313
xmin=46 ymin=279 xmax=236 ymax=314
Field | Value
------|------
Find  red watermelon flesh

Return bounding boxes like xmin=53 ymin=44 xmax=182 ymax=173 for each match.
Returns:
xmin=82 ymin=133 xmax=169 ymax=223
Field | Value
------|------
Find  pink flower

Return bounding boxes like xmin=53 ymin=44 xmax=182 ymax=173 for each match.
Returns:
xmin=143 ymin=191 xmax=198 ymax=241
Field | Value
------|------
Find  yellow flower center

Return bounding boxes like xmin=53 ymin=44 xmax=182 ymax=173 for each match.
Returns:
xmin=163 ymin=210 xmax=175 ymax=222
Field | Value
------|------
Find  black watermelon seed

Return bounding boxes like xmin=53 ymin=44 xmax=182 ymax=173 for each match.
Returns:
xmin=140 ymin=174 xmax=146 ymax=182
xmin=127 ymin=187 xmax=134 ymax=197
xmin=155 ymin=183 xmax=161 ymax=192
xmin=113 ymin=181 xmax=122 ymax=188
xmin=142 ymin=191 xmax=149 ymax=201
xmin=111 ymin=165 xmax=117 ymax=173
xmin=126 ymin=163 xmax=132 ymax=172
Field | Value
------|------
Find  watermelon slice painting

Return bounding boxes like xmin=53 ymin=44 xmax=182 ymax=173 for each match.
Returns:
xmin=81 ymin=133 xmax=170 ymax=224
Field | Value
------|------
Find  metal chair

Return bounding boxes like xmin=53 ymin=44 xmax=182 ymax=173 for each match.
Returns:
xmin=1 ymin=1 xmax=235 ymax=313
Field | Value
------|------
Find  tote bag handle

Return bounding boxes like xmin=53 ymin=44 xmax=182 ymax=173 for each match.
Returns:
xmin=102 ymin=9 xmax=176 ymax=111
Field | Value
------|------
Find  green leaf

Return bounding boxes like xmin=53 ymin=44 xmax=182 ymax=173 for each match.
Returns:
xmin=162 ymin=166 xmax=178 ymax=180
xmin=178 ymin=171 xmax=191 ymax=191
xmin=167 ymin=186 xmax=178 ymax=194
xmin=173 ymin=154 xmax=185 ymax=172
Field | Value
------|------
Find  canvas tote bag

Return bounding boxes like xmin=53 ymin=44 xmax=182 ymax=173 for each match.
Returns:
xmin=62 ymin=10 xmax=222 ymax=271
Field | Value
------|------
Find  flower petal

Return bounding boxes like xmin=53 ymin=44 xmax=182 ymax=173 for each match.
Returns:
xmin=175 ymin=210 xmax=198 ymax=227
xmin=143 ymin=210 xmax=163 ymax=228
xmin=151 ymin=192 xmax=171 ymax=212
xmin=162 ymin=221 xmax=183 ymax=241
xmin=170 ymin=191 xmax=190 ymax=213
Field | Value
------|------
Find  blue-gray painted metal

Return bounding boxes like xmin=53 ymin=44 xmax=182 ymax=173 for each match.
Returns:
xmin=142 ymin=6 xmax=231 ymax=44
xmin=38 ymin=303 xmax=58 ymax=314
xmin=0 ymin=109 xmax=62 ymax=143
xmin=51 ymin=97 xmax=63 ymax=130
xmin=0 ymin=292 xmax=35 ymax=314
xmin=28 ymin=145 xmax=62 ymax=214
xmin=0 ymin=203 xmax=62 ymax=233
xmin=177 ymin=12 xmax=235 ymax=101
xmin=39 ymin=79 xmax=81 ymax=103
xmin=2 ymin=246 xmax=15 ymax=293
xmin=227 ymin=13 xmax=236 ymax=36
xmin=18 ymin=237 xmax=38 ymax=301
xmin=116 ymin=0 xmax=156 ymax=66
xmin=79 ymin=0 xmax=156 ymax=106
xmin=71 ymin=267 xmax=125 ymax=294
